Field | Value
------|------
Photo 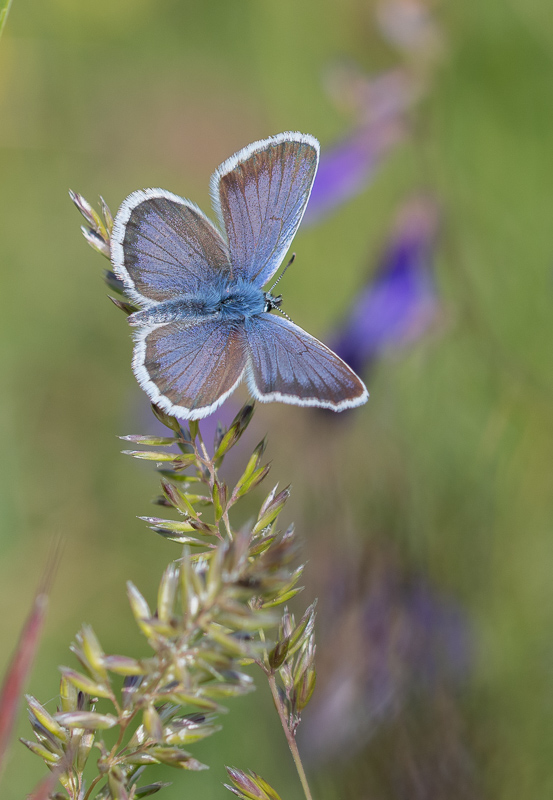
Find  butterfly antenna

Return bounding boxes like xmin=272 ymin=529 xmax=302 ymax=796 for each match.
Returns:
xmin=274 ymin=306 xmax=292 ymax=322
xmin=268 ymin=253 xmax=296 ymax=293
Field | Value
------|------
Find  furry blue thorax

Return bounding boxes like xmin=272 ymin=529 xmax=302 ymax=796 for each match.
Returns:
xmin=129 ymin=277 xmax=270 ymax=327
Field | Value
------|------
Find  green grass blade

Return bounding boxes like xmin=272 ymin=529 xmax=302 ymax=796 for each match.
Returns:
xmin=0 ymin=0 xmax=13 ymax=42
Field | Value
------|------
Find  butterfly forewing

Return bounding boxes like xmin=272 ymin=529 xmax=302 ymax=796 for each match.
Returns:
xmin=133 ymin=318 xmax=248 ymax=419
xmin=211 ymin=132 xmax=319 ymax=288
xmin=111 ymin=189 xmax=232 ymax=306
xmin=244 ymin=314 xmax=368 ymax=410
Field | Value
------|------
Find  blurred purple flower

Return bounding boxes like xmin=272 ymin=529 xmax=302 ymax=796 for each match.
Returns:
xmin=303 ymin=122 xmax=404 ymax=225
xmin=304 ymin=69 xmax=419 ymax=225
xmin=323 ymin=66 xmax=421 ymax=127
xmin=329 ymin=195 xmax=440 ymax=376
xmin=376 ymin=0 xmax=445 ymax=62
xmin=299 ymin=551 xmax=472 ymax=766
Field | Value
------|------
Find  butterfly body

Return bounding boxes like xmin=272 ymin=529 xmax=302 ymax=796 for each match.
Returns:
xmin=129 ymin=278 xmax=267 ymax=327
xmin=111 ymin=132 xmax=368 ymax=419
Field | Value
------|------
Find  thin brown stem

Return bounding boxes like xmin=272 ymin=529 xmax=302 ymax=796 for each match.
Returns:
xmin=267 ymin=673 xmax=314 ymax=800
xmin=82 ymin=772 xmax=104 ymax=800
xmin=108 ymin=714 xmax=131 ymax=759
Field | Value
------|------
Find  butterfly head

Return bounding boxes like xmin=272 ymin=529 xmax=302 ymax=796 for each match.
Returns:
xmin=263 ymin=252 xmax=296 ymax=314
xmin=263 ymin=291 xmax=283 ymax=313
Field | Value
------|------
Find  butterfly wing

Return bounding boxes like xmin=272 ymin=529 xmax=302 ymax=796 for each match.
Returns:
xmin=244 ymin=314 xmax=368 ymax=411
xmin=133 ymin=317 xmax=248 ymax=419
xmin=210 ymin=132 xmax=319 ymax=288
xmin=111 ymin=188 xmax=232 ymax=307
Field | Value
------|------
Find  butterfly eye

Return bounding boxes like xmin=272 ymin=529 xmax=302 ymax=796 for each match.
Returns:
xmin=263 ymin=293 xmax=282 ymax=313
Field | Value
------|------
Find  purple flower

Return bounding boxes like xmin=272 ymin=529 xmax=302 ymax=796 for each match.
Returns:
xmin=299 ymin=551 xmax=472 ymax=766
xmin=326 ymin=66 xmax=421 ymax=127
xmin=329 ymin=194 xmax=440 ymax=375
xmin=303 ymin=69 xmax=419 ymax=225
xmin=376 ymin=0 xmax=445 ymax=62
xmin=303 ymin=121 xmax=405 ymax=225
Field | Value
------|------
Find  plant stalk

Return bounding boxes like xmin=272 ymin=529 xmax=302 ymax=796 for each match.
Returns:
xmin=267 ymin=673 xmax=314 ymax=800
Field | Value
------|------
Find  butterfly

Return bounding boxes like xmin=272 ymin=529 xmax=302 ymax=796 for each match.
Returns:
xmin=110 ymin=131 xmax=369 ymax=420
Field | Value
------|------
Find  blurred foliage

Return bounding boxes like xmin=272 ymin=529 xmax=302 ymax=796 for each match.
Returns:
xmin=1 ymin=0 xmax=553 ymax=798
xmin=0 ymin=0 xmax=13 ymax=42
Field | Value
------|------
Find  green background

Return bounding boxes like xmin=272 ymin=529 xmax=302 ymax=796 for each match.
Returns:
xmin=1 ymin=0 xmax=553 ymax=797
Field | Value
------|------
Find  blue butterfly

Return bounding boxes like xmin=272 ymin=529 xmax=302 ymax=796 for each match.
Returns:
xmin=111 ymin=132 xmax=369 ymax=420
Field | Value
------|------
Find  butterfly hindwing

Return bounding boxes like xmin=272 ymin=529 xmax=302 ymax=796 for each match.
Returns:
xmin=244 ymin=313 xmax=368 ymax=410
xmin=111 ymin=189 xmax=232 ymax=307
xmin=210 ymin=132 xmax=319 ymax=288
xmin=133 ymin=317 xmax=248 ymax=419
